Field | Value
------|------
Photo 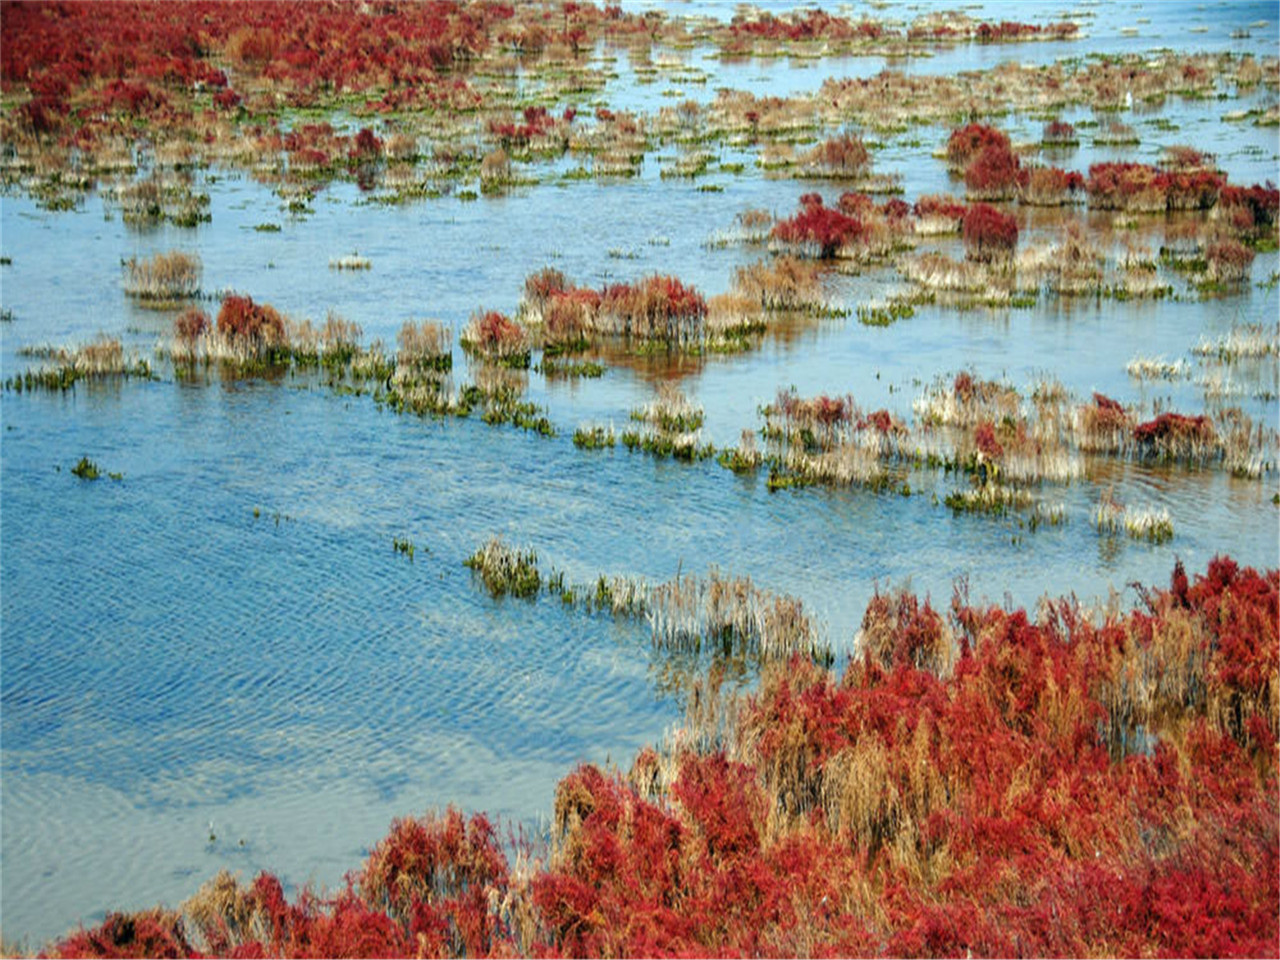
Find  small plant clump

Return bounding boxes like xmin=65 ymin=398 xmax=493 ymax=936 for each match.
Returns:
xmin=961 ymin=203 xmax=1018 ymax=261
xmin=464 ymin=537 xmax=540 ymax=599
xmin=70 ymin=456 xmax=101 ymax=480
xmin=622 ymin=383 xmax=714 ymax=462
xmin=460 ymin=310 xmax=531 ymax=369
xmin=572 ymin=424 xmax=616 ymax=450
xmin=123 ymin=250 xmax=201 ymax=303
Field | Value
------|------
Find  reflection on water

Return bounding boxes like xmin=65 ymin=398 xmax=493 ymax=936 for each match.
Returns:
xmin=2 ymin=0 xmax=1279 ymax=948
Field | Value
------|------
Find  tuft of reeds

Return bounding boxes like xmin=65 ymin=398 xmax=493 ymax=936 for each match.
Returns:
xmin=124 ymin=250 xmax=201 ymax=302
xmin=464 ymin=537 xmax=540 ymax=599
xmin=329 ymin=253 xmax=371 ymax=270
xmin=1192 ymin=323 xmax=1279 ymax=361
xmin=396 ymin=319 xmax=452 ymax=373
xmin=572 ymin=423 xmax=616 ymax=449
xmin=733 ymin=256 xmax=828 ymax=312
xmin=647 ymin=568 xmax=826 ymax=665
xmin=1126 ymin=356 xmax=1190 ymax=381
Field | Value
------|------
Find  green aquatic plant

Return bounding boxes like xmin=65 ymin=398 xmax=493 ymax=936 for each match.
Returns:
xmin=392 ymin=537 xmax=416 ymax=561
xmin=572 ymin=424 xmax=616 ymax=450
xmin=71 ymin=456 xmax=100 ymax=480
xmin=464 ymin=537 xmax=540 ymax=599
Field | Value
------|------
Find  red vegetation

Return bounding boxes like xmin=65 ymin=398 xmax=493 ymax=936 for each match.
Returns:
xmin=48 ymin=558 xmax=1279 ymax=958
xmin=812 ymin=133 xmax=870 ymax=177
xmin=961 ymin=203 xmax=1018 ymax=260
xmin=975 ymin=20 xmax=1078 ymax=41
xmin=772 ymin=194 xmax=866 ymax=257
xmin=1206 ymin=239 xmax=1257 ymax=283
xmin=467 ymin=310 xmax=526 ymax=354
xmin=216 ymin=294 xmax=284 ymax=345
xmin=945 ymin=123 xmax=1010 ymax=170
xmin=174 ymin=308 xmax=210 ymax=342
xmin=973 ymin=420 xmax=1004 ymax=459
xmin=1133 ymin=412 xmax=1217 ymax=454
xmin=1042 ymin=119 xmax=1077 ymax=144
xmin=1087 ymin=162 xmax=1225 ymax=212
xmin=1219 ymin=183 xmax=1280 ymax=231
xmin=600 ymin=275 xmax=707 ymax=340
xmin=963 ymin=142 xmax=1026 ymax=198
xmin=728 ymin=9 xmax=884 ymax=43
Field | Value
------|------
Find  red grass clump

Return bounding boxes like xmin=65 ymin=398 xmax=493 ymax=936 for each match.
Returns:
xmin=1087 ymin=162 xmax=1225 ymax=212
xmin=462 ymin=309 xmax=528 ymax=361
xmin=1133 ymin=412 xmax=1217 ymax=458
xmin=963 ymin=143 xmax=1026 ymax=199
xmin=1206 ymin=239 xmax=1256 ymax=283
xmin=1042 ymin=119 xmax=1077 ymax=144
xmin=174 ymin=308 xmax=210 ymax=342
xmin=973 ymin=420 xmax=1004 ymax=459
xmin=216 ymin=294 xmax=284 ymax=345
xmin=771 ymin=195 xmax=866 ymax=257
xmin=961 ymin=203 xmax=1018 ymax=260
xmin=946 ymin=123 xmax=1010 ymax=171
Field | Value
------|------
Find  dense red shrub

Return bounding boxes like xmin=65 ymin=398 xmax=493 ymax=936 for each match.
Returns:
xmin=53 ymin=910 xmax=193 ymax=959
xmin=963 ymin=143 xmax=1026 ymax=198
xmin=946 ymin=123 xmax=1010 ymax=170
xmin=973 ymin=420 xmax=1003 ymax=459
xmin=1132 ymin=412 xmax=1216 ymax=454
xmin=961 ymin=203 xmax=1018 ymax=260
xmin=173 ymin=308 xmax=209 ymax=342
xmin=772 ymin=195 xmax=867 ymax=257
xmin=216 ymin=294 xmax=284 ymax=345
xmin=1219 ymin=183 xmax=1280 ymax=228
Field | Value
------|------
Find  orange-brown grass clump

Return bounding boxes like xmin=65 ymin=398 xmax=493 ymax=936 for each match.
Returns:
xmin=461 ymin=309 xmax=530 ymax=369
xmin=123 ymin=250 xmax=201 ymax=302
xmin=46 ymin=558 xmax=1280 ymax=958
xmin=597 ymin=275 xmax=707 ymax=346
xmin=732 ymin=256 xmax=828 ymax=312
xmin=798 ymin=133 xmax=870 ymax=179
xmin=1019 ymin=165 xmax=1085 ymax=207
xmin=396 ymin=320 xmax=452 ymax=374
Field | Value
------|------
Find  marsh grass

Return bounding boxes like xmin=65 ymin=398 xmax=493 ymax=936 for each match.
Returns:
xmin=464 ymin=537 xmax=541 ymax=598
xmin=123 ymin=251 xmax=201 ymax=303
xmin=396 ymin=320 xmax=452 ymax=373
xmin=328 ymin=253 xmax=372 ymax=270
xmin=572 ymin=423 xmax=616 ymax=449
xmin=7 ymin=335 xmax=151 ymax=391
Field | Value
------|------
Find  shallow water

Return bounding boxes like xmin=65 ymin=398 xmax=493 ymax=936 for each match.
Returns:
xmin=2 ymin=0 xmax=1279 ymax=948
